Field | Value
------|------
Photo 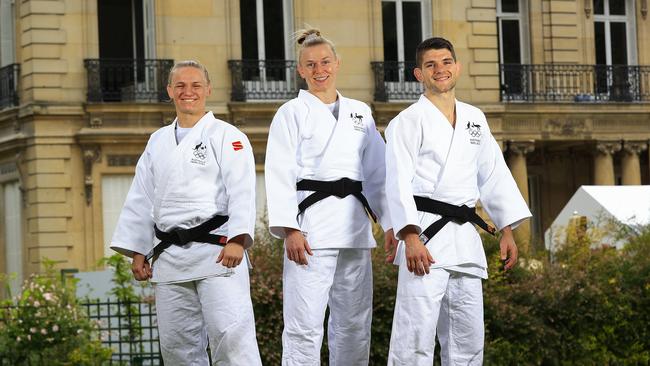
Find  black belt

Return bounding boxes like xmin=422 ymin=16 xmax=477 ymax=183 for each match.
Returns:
xmin=146 ymin=214 xmax=229 ymax=261
xmin=296 ymin=178 xmax=377 ymax=222
xmin=414 ymin=196 xmax=496 ymax=244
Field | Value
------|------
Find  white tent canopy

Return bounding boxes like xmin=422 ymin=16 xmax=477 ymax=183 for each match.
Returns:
xmin=544 ymin=185 xmax=650 ymax=251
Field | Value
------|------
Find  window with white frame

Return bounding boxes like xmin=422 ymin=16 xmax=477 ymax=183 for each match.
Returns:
xmin=594 ymin=0 xmax=636 ymax=65
xmin=497 ymin=0 xmax=529 ymax=65
xmin=98 ymin=0 xmax=156 ymax=60
xmin=96 ymin=0 xmax=156 ymax=101
xmin=3 ymin=180 xmax=22 ymax=296
xmin=239 ymin=0 xmax=294 ymax=82
xmin=101 ymin=175 xmax=134 ymax=258
xmin=382 ymin=0 xmax=432 ymax=63
xmin=593 ymin=0 xmax=637 ymax=100
xmin=381 ymin=0 xmax=432 ymax=82
xmin=0 ymin=0 xmax=15 ymax=67
xmin=497 ymin=0 xmax=530 ymax=96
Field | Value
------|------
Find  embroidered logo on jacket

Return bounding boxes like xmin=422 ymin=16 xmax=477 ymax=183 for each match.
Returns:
xmin=191 ymin=141 xmax=208 ymax=165
xmin=466 ymin=122 xmax=482 ymax=145
xmin=232 ymin=141 xmax=243 ymax=151
xmin=350 ymin=113 xmax=365 ymax=132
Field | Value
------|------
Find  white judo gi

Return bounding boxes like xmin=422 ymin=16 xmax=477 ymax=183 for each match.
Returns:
xmin=111 ymin=111 xmax=262 ymax=366
xmin=265 ymin=90 xmax=391 ymax=366
xmin=385 ymin=96 xmax=531 ymax=365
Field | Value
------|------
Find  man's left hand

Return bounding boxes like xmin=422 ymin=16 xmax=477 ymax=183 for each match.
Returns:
xmin=499 ymin=226 xmax=518 ymax=271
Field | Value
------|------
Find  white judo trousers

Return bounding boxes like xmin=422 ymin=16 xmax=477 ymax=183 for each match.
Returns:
xmin=110 ymin=112 xmax=263 ymax=365
xmin=266 ymin=90 xmax=391 ymax=366
xmin=281 ymin=248 xmax=373 ymax=366
xmin=154 ymin=263 xmax=262 ymax=366
xmin=384 ymin=96 xmax=532 ymax=365
xmin=387 ymin=267 xmax=484 ymax=366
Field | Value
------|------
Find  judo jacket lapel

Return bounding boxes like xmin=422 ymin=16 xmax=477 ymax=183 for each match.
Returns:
xmin=297 ymin=90 xmax=340 ymax=178
xmin=153 ymin=113 xmax=210 ymax=217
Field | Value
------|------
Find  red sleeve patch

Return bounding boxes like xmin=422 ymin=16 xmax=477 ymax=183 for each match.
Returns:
xmin=232 ymin=141 xmax=243 ymax=151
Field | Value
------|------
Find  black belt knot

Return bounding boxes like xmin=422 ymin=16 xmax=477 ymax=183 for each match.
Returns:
xmin=331 ymin=177 xmax=359 ymax=198
xmin=146 ymin=214 xmax=229 ymax=262
xmin=296 ymin=178 xmax=377 ymax=222
xmin=414 ymin=196 xmax=496 ymax=244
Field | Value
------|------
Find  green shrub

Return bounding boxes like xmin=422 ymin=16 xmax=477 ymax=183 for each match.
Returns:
xmin=250 ymin=224 xmax=650 ymax=365
xmin=249 ymin=229 xmax=285 ymax=365
xmin=483 ymin=226 xmax=650 ymax=365
xmin=0 ymin=260 xmax=112 ymax=365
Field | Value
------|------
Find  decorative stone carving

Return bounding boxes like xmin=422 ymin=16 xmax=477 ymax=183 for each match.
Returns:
xmin=622 ymin=141 xmax=648 ymax=156
xmin=0 ymin=161 xmax=17 ymax=175
xmin=620 ymin=141 xmax=647 ymax=185
xmin=107 ymin=155 xmax=140 ymax=167
xmin=507 ymin=140 xmax=535 ymax=156
xmin=544 ymin=119 xmax=589 ymax=137
xmin=82 ymin=145 xmax=102 ymax=205
xmin=90 ymin=117 xmax=102 ymax=128
xmin=595 ymin=141 xmax=622 ymax=156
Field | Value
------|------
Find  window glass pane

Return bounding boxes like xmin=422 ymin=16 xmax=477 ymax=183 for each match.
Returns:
xmin=610 ymin=22 xmax=627 ymax=64
xmin=402 ymin=2 xmax=422 ymax=81
xmin=594 ymin=21 xmax=606 ymax=65
xmin=102 ymin=175 xmax=133 ymax=258
xmin=609 ymin=0 xmax=626 ymax=15
xmin=501 ymin=0 xmax=519 ymax=13
xmin=263 ymin=0 xmax=285 ymax=60
xmin=4 ymin=181 xmax=23 ymax=296
xmin=98 ymin=0 xmax=134 ymax=58
xmin=402 ymin=2 xmax=422 ymax=63
xmin=594 ymin=0 xmax=604 ymax=15
xmin=500 ymin=19 xmax=521 ymax=64
xmin=382 ymin=1 xmax=398 ymax=62
xmin=0 ymin=0 xmax=15 ymax=66
xmin=133 ymin=0 xmax=144 ymax=61
xmin=239 ymin=0 xmax=258 ymax=60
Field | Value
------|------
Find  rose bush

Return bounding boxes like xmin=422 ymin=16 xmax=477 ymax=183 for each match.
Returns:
xmin=0 ymin=260 xmax=111 ymax=365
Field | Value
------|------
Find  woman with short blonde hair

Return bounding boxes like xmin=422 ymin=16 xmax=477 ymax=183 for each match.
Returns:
xmin=265 ymin=29 xmax=395 ymax=365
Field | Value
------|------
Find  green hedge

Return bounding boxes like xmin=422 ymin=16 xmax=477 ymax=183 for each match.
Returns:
xmin=250 ymin=226 xmax=650 ymax=365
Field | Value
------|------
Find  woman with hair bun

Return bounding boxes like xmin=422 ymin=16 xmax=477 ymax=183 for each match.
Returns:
xmin=265 ymin=29 xmax=396 ymax=365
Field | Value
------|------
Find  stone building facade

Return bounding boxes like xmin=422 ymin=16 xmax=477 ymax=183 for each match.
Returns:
xmin=0 ymin=0 xmax=648 ymax=287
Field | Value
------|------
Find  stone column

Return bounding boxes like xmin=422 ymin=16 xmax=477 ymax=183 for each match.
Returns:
xmin=621 ymin=141 xmax=648 ymax=185
xmin=593 ymin=141 xmax=622 ymax=185
xmin=506 ymin=140 xmax=535 ymax=254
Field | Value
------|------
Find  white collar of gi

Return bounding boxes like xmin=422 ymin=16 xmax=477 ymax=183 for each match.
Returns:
xmin=418 ymin=95 xmax=459 ymax=126
xmin=172 ymin=111 xmax=214 ymax=130
xmin=298 ymin=89 xmax=343 ymax=106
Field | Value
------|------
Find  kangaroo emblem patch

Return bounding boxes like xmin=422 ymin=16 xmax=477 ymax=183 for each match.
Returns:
xmin=191 ymin=141 xmax=208 ymax=165
xmin=350 ymin=113 xmax=365 ymax=132
xmin=466 ymin=122 xmax=482 ymax=145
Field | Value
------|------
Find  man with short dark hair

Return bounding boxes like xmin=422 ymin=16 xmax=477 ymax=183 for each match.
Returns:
xmin=384 ymin=37 xmax=531 ymax=365
xmin=111 ymin=60 xmax=262 ymax=365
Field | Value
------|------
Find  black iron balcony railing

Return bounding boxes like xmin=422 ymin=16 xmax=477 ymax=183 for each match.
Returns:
xmin=500 ymin=64 xmax=650 ymax=102
xmin=84 ymin=59 xmax=174 ymax=103
xmin=0 ymin=63 xmax=20 ymax=109
xmin=228 ymin=60 xmax=304 ymax=101
xmin=371 ymin=61 xmax=423 ymax=102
